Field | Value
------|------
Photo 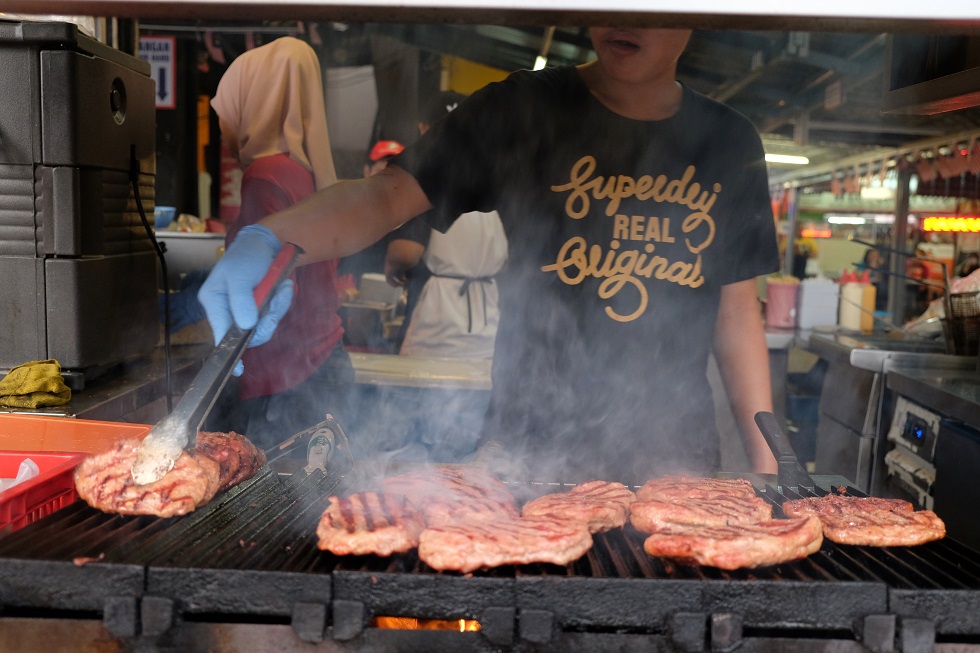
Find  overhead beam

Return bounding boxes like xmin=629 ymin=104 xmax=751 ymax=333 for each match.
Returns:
xmin=768 ymin=127 xmax=980 ymax=186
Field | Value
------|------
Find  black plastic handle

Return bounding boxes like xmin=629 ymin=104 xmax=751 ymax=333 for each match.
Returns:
xmin=754 ymin=411 xmax=815 ymax=490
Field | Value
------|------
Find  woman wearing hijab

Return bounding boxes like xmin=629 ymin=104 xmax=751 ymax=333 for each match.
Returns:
xmin=206 ymin=36 xmax=352 ymax=449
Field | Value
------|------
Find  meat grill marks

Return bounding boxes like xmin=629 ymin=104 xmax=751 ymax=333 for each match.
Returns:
xmin=631 ymin=474 xmax=773 ymax=533
xmin=196 ymin=431 xmax=267 ymax=492
xmin=781 ymin=494 xmax=947 ymax=546
xmin=326 ymin=467 xmax=603 ymax=570
xmin=522 ymin=480 xmax=637 ymax=533
xmin=418 ymin=515 xmax=594 ymax=573
xmin=636 ymin=475 xmax=759 ymax=502
xmin=630 ymin=494 xmax=773 ymax=532
xmin=74 ymin=431 xmax=267 ymax=518
xmin=381 ymin=464 xmax=519 ymax=526
xmin=74 ymin=438 xmax=221 ymax=518
xmin=629 ymin=474 xmax=823 ymax=570
xmin=641 ymin=515 xmax=825 ymax=570
xmin=316 ymin=492 xmax=425 ymax=556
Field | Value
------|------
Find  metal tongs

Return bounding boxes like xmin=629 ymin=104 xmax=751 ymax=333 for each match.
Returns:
xmin=754 ymin=411 xmax=816 ymax=492
xmin=131 ymin=242 xmax=304 ymax=486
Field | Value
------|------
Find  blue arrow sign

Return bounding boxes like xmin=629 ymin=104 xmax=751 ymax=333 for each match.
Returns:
xmin=139 ymin=36 xmax=176 ymax=110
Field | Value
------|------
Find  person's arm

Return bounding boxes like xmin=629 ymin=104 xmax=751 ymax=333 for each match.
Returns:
xmin=385 ymin=239 xmax=425 ymax=287
xmin=262 ymin=164 xmax=432 ymax=265
xmin=712 ymin=278 xmax=778 ymax=474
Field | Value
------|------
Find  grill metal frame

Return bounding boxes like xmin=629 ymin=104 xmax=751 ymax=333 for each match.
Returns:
xmin=1 ymin=458 xmax=980 ymax=651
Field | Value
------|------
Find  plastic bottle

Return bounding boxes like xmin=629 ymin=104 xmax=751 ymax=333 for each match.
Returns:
xmin=839 ymin=270 xmax=876 ymax=333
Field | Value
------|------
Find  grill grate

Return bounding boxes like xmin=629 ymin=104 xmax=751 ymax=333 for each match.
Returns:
xmin=1 ymin=472 xmax=980 ymax=645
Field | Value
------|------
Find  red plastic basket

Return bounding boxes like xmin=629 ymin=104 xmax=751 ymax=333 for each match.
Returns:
xmin=0 ymin=451 xmax=87 ymax=533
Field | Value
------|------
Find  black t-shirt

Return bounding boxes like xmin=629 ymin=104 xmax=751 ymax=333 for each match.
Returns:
xmin=396 ymin=66 xmax=778 ymax=484
xmin=389 ymin=217 xmax=432 ymax=349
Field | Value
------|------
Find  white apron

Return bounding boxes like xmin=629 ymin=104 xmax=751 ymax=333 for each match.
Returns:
xmin=400 ymin=210 xmax=508 ymax=359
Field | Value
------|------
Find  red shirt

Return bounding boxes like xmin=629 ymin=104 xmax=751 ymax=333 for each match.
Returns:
xmin=227 ymin=154 xmax=343 ymax=399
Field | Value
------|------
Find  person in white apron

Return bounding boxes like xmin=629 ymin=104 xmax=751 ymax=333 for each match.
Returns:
xmin=386 ymin=91 xmax=509 ymax=359
xmin=398 ymin=209 xmax=508 ymax=358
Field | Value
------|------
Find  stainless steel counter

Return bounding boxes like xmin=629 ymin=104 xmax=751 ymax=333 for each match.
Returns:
xmin=801 ymin=329 xmax=966 ymax=373
xmin=0 ymin=345 xmax=210 ymax=424
xmin=801 ymin=328 xmax=978 ymax=493
xmin=887 ymin=368 xmax=980 ymax=426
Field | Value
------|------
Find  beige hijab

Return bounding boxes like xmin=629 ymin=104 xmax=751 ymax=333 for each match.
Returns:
xmin=211 ymin=36 xmax=337 ymax=190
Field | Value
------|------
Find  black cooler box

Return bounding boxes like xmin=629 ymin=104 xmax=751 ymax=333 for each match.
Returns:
xmin=0 ymin=20 xmax=158 ymax=385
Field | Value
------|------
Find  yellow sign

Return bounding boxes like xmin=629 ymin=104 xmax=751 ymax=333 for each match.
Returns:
xmin=922 ymin=216 xmax=980 ymax=232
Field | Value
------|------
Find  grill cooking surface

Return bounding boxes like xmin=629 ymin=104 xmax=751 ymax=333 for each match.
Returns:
xmin=4 ymin=471 xmax=978 ymax=586
xmin=2 ymin=467 xmax=980 ymax=646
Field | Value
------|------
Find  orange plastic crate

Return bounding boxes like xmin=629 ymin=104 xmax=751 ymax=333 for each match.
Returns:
xmin=0 ymin=413 xmax=150 ymax=454
xmin=0 ymin=451 xmax=87 ymax=532
xmin=0 ymin=414 xmax=152 ymax=532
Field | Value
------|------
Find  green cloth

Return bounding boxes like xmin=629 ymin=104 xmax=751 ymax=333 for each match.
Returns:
xmin=0 ymin=359 xmax=71 ymax=408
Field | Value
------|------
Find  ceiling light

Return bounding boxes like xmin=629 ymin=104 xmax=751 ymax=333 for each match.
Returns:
xmin=765 ymin=153 xmax=810 ymax=165
xmin=827 ymin=215 xmax=866 ymax=224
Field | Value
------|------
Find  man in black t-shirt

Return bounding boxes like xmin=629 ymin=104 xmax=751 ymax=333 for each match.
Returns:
xmin=200 ymin=28 xmax=780 ymax=484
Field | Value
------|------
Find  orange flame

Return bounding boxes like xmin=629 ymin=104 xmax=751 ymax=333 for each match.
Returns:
xmin=372 ymin=616 xmax=481 ymax=631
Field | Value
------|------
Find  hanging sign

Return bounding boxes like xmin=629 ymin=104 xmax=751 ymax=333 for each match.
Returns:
xmin=923 ymin=216 xmax=980 ymax=232
xmin=139 ymin=36 xmax=177 ymax=110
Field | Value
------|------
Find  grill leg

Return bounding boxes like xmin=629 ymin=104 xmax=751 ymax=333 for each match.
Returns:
xmin=331 ymin=599 xmax=364 ymax=641
xmin=863 ymin=614 xmax=896 ymax=653
xmin=140 ymin=596 xmax=175 ymax=638
xmin=292 ymin=602 xmax=327 ymax=643
xmin=710 ymin=613 xmax=743 ymax=653
xmin=519 ymin=608 xmax=555 ymax=644
xmin=103 ymin=596 xmax=139 ymax=639
xmin=480 ymin=607 xmax=515 ymax=647
xmin=670 ymin=612 xmax=707 ymax=652
xmin=900 ymin=617 xmax=936 ymax=653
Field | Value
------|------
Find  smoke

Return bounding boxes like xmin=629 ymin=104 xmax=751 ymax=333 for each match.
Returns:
xmin=346 ymin=383 xmax=490 ymax=466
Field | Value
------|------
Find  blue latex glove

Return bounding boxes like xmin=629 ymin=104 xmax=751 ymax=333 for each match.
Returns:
xmin=197 ymin=224 xmax=295 ymax=376
xmin=159 ymin=269 xmax=209 ymax=333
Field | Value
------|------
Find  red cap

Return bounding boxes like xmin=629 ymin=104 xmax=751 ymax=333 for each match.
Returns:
xmin=369 ymin=140 xmax=405 ymax=162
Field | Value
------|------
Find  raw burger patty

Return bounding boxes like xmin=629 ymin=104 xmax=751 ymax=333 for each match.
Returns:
xmin=74 ymin=437 xmax=221 ymax=517
xmin=630 ymin=494 xmax=773 ymax=533
xmin=643 ymin=516 xmax=824 ymax=570
xmin=418 ymin=516 xmax=593 ymax=572
xmin=316 ymin=491 xmax=425 ymax=556
xmin=636 ymin=475 xmax=759 ymax=502
xmin=522 ymin=480 xmax=636 ymax=532
xmin=781 ymin=494 xmax=946 ymax=546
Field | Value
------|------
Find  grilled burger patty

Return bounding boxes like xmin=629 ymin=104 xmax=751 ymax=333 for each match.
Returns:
xmin=636 ymin=475 xmax=759 ymax=502
xmin=522 ymin=480 xmax=637 ymax=533
xmin=75 ymin=432 xmax=266 ymax=517
xmin=382 ymin=465 xmax=519 ymax=526
xmin=196 ymin=431 xmax=266 ymax=492
xmin=74 ymin=437 xmax=221 ymax=517
xmin=781 ymin=494 xmax=946 ymax=546
xmin=316 ymin=492 xmax=426 ymax=556
xmin=642 ymin=515 xmax=824 ymax=570
xmin=418 ymin=515 xmax=593 ymax=572
xmin=630 ymin=493 xmax=773 ymax=532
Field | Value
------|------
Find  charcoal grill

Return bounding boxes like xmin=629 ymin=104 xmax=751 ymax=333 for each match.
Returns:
xmin=1 ymin=426 xmax=979 ymax=652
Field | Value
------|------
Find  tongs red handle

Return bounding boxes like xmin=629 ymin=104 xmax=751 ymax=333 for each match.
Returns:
xmin=254 ymin=243 xmax=300 ymax=306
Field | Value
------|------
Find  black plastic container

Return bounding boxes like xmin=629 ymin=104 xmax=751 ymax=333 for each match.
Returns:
xmin=0 ymin=20 xmax=158 ymax=384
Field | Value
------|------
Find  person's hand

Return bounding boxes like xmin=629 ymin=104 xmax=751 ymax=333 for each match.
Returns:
xmin=197 ymin=224 xmax=295 ymax=375
xmin=384 ymin=261 xmax=408 ymax=287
